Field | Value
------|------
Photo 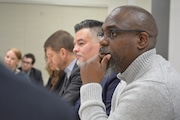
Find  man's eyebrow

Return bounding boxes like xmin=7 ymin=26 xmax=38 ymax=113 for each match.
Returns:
xmin=74 ymin=38 xmax=84 ymax=44
xmin=102 ymin=25 xmax=118 ymax=31
xmin=77 ymin=38 xmax=84 ymax=41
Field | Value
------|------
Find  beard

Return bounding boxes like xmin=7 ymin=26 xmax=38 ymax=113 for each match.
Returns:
xmin=99 ymin=46 xmax=124 ymax=75
xmin=76 ymin=60 xmax=85 ymax=67
xmin=106 ymin=50 xmax=124 ymax=75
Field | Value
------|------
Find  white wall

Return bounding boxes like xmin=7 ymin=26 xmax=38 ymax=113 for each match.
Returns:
xmin=0 ymin=0 xmax=152 ymax=85
xmin=169 ymin=0 xmax=180 ymax=73
xmin=0 ymin=0 xmax=152 ymax=13
xmin=0 ymin=3 xmax=107 ymax=85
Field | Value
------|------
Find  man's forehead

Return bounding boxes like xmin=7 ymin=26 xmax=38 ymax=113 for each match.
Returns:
xmin=23 ymin=57 xmax=32 ymax=61
xmin=46 ymin=47 xmax=55 ymax=53
xmin=102 ymin=8 xmax=122 ymax=30
xmin=103 ymin=9 xmax=141 ymax=30
xmin=110 ymin=7 xmax=121 ymax=17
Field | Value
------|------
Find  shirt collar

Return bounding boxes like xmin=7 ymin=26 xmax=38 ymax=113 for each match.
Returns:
xmin=117 ymin=48 xmax=156 ymax=84
xmin=64 ymin=59 xmax=77 ymax=79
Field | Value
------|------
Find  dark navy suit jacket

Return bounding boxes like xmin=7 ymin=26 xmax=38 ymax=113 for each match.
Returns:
xmin=74 ymin=72 xmax=120 ymax=119
xmin=0 ymin=63 xmax=74 ymax=120
xmin=101 ymin=72 xmax=120 ymax=115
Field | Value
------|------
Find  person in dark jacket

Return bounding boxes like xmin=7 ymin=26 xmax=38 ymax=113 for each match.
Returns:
xmin=19 ymin=53 xmax=43 ymax=86
xmin=0 ymin=62 xmax=75 ymax=120
xmin=44 ymin=30 xmax=82 ymax=106
xmin=45 ymin=64 xmax=65 ymax=93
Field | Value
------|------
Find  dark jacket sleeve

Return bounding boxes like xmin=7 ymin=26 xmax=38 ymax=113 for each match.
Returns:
xmin=101 ymin=72 xmax=120 ymax=116
xmin=30 ymin=68 xmax=44 ymax=85
xmin=74 ymin=98 xmax=81 ymax=120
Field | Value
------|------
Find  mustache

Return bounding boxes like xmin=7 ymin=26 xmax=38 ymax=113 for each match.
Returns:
xmin=99 ymin=47 xmax=112 ymax=58
xmin=74 ymin=53 xmax=83 ymax=58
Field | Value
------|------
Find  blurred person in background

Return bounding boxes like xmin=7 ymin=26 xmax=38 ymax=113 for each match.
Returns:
xmin=4 ymin=48 xmax=30 ymax=82
xmin=45 ymin=64 xmax=65 ymax=92
xmin=19 ymin=53 xmax=43 ymax=86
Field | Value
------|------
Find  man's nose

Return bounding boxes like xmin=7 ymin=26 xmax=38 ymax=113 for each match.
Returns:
xmin=73 ymin=45 xmax=79 ymax=53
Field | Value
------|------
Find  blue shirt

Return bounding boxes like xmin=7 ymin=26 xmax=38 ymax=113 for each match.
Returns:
xmin=64 ymin=59 xmax=77 ymax=79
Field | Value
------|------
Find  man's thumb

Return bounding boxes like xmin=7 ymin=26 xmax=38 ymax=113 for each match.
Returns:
xmin=101 ymin=54 xmax=111 ymax=69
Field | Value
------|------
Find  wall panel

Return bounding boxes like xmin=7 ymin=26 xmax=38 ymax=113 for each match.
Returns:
xmin=0 ymin=3 xmax=107 ymax=85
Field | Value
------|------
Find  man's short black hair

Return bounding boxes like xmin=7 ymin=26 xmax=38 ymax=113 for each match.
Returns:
xmin=74 ymin=19 xmax=103 ymax=33
xmin=23 ymin=53 xmax=36 ymax=65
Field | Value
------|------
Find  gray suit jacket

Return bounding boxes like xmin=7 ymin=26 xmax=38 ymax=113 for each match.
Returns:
xmin=59 ymin=63 xmax=82 ymax=106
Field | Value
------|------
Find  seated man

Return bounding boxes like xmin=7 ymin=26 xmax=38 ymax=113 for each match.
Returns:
xmin=79 ymin=5 xmax=180 ymax=120
xmin=19 ymin=53 xmax=43 ymax=86
xmin=73 ymin=19 xmax=120 ymax=119
xmin=44 ymin=30 xmax=82 ymax=106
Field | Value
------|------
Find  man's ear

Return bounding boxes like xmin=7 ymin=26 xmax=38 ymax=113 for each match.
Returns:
xmin=137 ymin=32 xmax=149 ymax=50
xmin=59 ymin=48 xmax=67 ymax=57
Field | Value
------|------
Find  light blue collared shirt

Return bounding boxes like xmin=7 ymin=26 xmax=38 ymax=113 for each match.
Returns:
xmin=64 ymin=59 xmax=77 ymax=79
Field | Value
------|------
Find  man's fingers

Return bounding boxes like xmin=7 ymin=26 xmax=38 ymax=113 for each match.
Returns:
xmin=101 ymin=54 xmax=111 ymax=70
xmin=85 ymin=54 xmax=99 ymax=64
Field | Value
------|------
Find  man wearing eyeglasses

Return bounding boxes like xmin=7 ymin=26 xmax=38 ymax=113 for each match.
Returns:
xmin=19 ymin=53 xmax=43 ymax=86
xmin=79 ymin=5 xmax=180 ymax=120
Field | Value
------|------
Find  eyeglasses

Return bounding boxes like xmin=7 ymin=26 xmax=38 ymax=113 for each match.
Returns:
xmin=22 ymin=60 xmax=32 ymax=65
xmin=97 ymin=29 xmax=146 ymax=40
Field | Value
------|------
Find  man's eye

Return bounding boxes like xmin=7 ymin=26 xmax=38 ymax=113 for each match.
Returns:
xmin=111 ymin=31 xmax=117 ymax=37
xmin=48 ymin=55 xmax=53 ymax=58
xmin=78 ymin=42 xmax=85 ymax=46
xmin=97 ymin=32 xmax=104 ymax=37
